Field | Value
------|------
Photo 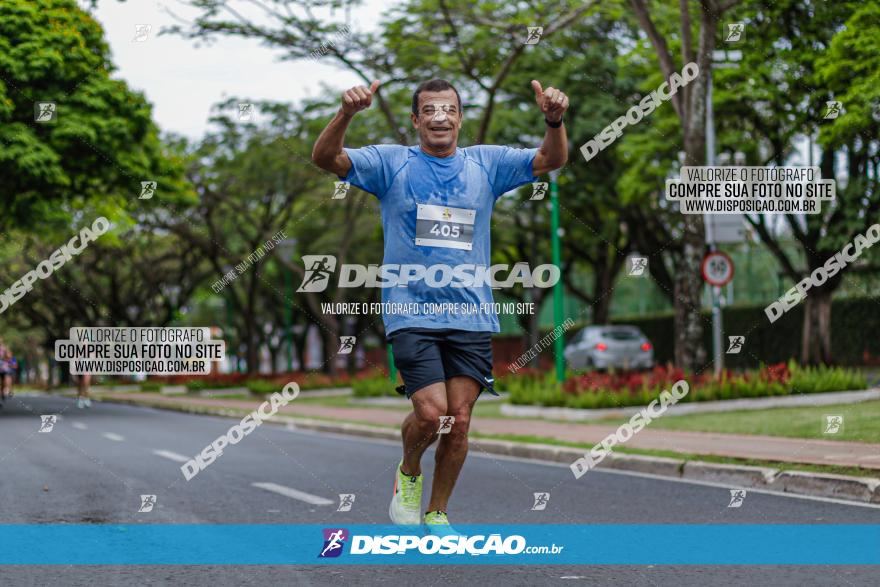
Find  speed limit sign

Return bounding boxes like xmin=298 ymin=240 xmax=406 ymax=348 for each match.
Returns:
xmin=701 ymin=251 xmax=734 ymax=286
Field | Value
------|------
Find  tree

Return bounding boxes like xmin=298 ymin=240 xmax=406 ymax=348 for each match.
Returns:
xmin=627 ymin=0 xmax=742 ymax=370
xmin=711 ymin=0 xmax=878 ymax=364
xmin=0 ymin=0 xmax=187 ymax=230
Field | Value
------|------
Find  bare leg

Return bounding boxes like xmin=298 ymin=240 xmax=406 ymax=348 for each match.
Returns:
xmin=427 ymin=375 xmax=479 ymax=513
xmin=400 ymin=381 xmax=447 ymax=477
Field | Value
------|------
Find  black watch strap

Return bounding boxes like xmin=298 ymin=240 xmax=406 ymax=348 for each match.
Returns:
xmin=545 ymin=117 xmax=563 ymax=128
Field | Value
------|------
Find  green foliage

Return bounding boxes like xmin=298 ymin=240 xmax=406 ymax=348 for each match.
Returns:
xmin=352 ymin=375 xmax=400 ymax=398
xmin=245 ymin=379 xmax=283 ymax=396
xmin=0 ymin=0 xmax=193 ymax=229
xmin=140 ymin=381 xmax=161 ymax=392
xmin=614 ymin=297 xmax=880 ymax=367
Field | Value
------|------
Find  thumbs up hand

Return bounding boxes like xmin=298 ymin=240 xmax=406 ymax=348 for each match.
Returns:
xmin=341 ymin=80 xmax=381 ymax=116
xmin=531 ymin=80 xmax=568 ymax=123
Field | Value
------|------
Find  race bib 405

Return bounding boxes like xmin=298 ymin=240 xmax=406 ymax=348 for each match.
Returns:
xmin=415 ymin=204 xmax=476 ymax=251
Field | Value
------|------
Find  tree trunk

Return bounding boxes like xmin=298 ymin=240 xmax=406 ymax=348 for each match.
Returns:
xmin=674 ymin=218 xmax=707 ymax=371
xmin=591 ymin=249 xmax=616 ymax=325
xmin=318 ymin=316 xmax=340 ymax=376
xmin=243 ymin=315 xmax=259 ymax=374
xmin=801 ymin=290 xmax=833 ymax=365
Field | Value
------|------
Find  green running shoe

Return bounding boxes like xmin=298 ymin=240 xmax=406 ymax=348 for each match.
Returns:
xmin=389 ymin=459 xmax=422 ymax=525
xmin=423 ymin=510 xmax=462 ymax=537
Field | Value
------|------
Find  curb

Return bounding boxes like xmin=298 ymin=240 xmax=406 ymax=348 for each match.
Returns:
xmin=682 ymin=461 xmax=777 ymax=487
xmin=767 ymin=470 xmax=880 ymax=503
xmin=101 ymin=396 xmax=880 ymax=506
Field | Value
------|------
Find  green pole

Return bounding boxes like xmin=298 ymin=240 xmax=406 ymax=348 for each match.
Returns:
xmin=550 ymin=170 xmax=565 ymax=382
xmin=225 ymin=295 xmax=239 ymax=374
xmin=284 ymin=269 xmax=294 ymax=372
xmin=387 ymin=343 xmax=397 ymax=383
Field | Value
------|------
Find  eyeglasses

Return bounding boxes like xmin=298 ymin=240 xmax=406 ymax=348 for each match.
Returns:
xmin=420 ymin=104 xmax=458 ymax=116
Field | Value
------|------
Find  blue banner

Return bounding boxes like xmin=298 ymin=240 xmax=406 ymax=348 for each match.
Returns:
xmin=1 ymin=524 xmax=878 ymax=565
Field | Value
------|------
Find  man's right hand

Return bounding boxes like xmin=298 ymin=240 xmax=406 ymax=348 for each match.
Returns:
xmin=341 ymin=80 xmax=380 ymax=116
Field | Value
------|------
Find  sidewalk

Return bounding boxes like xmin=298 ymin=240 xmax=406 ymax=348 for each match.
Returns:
xmin=101 ymin=392 xmax=880 ymax=471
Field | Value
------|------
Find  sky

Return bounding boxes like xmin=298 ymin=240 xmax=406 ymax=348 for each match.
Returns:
xmin=83 ymin=0 xmax=392 ymax=140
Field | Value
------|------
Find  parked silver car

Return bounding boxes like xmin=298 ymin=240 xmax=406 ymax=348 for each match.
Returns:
xmin=564 ymin=325 xmax=654 ymax=371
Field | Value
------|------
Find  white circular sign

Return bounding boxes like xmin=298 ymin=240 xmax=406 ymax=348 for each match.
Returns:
xmin=701 ymin=251 xmax=734 ymax=286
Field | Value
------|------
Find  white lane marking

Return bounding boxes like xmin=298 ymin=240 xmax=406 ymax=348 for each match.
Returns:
xmin=152 ymin=449 xmax=190 ymax=463
xmin=71 ymin=422 xmax=88 ymax=430
xmin=251 ymin=482 xmax=334 ymax=506
xmin=277 ymin=428 xmax=880 ymax=510
xmin=102 ymin=432 xmax=125 ymax=442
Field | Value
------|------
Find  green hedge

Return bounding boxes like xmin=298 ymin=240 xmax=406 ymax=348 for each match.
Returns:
xmin=352 ymin=375 xmax=402 ymax=398
xmin=612 ymin=297 xmax=880 ymax=368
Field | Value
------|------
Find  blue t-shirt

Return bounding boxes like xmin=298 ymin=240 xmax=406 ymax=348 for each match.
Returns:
xmin=342 ymin=144 xmax=538 ymax=334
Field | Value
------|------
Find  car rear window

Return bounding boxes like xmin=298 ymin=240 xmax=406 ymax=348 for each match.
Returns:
xmin=600 ymin=328 xmax=640 ymax=340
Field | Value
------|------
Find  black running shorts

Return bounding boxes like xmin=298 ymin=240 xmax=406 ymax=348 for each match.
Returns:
xmin=387 ymin=327 xmax=498 ymax=399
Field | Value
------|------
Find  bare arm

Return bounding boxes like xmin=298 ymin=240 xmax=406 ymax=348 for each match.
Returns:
xmin=311 ymin=80 xmax=381 ymax=177
xmin=530 ymin=80 xmax=570 ymax=176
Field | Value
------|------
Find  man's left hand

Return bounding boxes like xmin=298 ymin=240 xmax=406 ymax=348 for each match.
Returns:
xmin=531 ymin=80 xmax=569 ymax=123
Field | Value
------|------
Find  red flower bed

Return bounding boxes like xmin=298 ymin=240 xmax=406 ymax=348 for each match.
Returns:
xmin=561 ymin=363 xmax=790 ymax=395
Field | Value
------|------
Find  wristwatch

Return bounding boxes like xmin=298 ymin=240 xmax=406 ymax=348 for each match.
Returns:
xmin=545 ymin=117 xmax=563 ymax=128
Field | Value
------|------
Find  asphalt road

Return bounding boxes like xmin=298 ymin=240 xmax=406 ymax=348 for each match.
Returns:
xmin=1 ymin=393 xmax=878 ymax=586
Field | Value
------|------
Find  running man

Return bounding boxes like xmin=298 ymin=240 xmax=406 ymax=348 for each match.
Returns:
xmin=311 ymin=78 xmax=568 ymax=533
xmin=76 ymin=373 xmax=92 ymax=409
xmin=0 ymin=344 xmax=11 ymax=405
